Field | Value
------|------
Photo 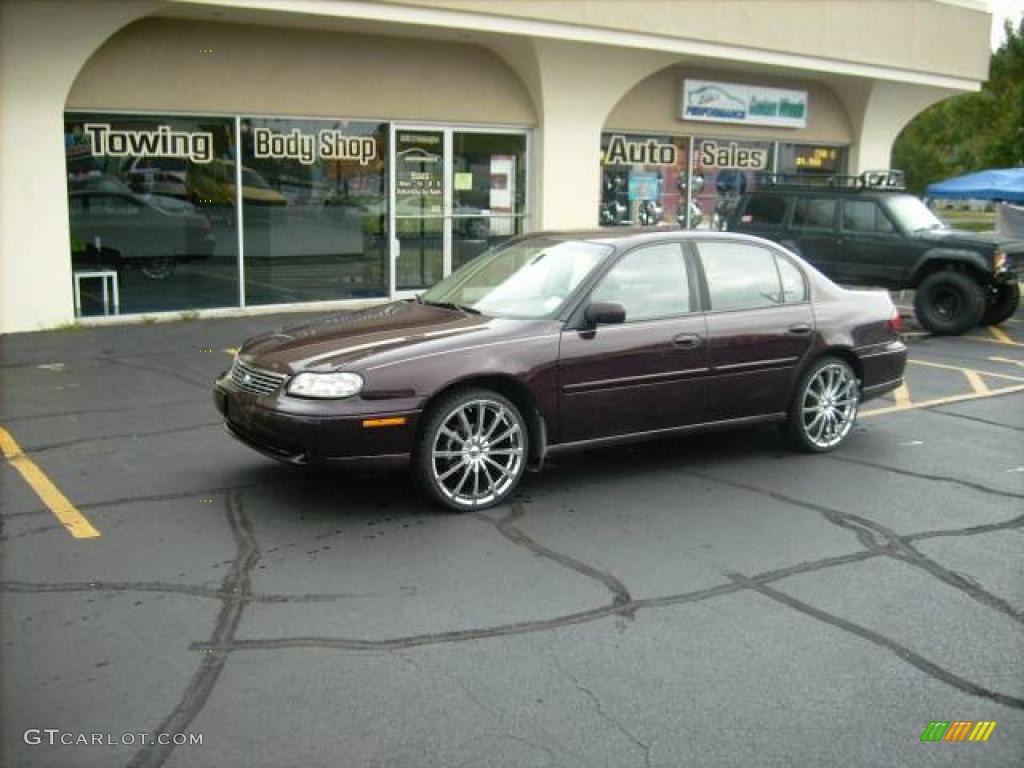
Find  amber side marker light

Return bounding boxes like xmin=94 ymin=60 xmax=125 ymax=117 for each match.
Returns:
xmin=362 ymin=417 xmax=408 ymax=428
xmin=888 ymin=309 xmax=904 ymax=334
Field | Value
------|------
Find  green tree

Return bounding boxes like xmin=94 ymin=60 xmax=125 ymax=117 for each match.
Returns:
xmin=893 ymin=17 xmax=1024 ymax=194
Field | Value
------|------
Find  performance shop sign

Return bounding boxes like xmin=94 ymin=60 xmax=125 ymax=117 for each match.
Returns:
xmin=682 ymin=80 xmax=807 ymax=129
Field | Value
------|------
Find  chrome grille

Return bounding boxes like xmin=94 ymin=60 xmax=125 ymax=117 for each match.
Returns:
xmin=230 ymin=359 xmax=286 ymax=396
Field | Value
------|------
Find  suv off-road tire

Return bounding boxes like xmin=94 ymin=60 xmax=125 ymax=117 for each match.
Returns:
xmin=981 ymin=283 xmax=1020 ymax=326
xmin=913 ymin=271 xmax=986 ymax=335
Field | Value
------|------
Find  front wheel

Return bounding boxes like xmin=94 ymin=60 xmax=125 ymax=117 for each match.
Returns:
xmin=413 ymin=388 xmax=528 ymax=512
xmin=913 ymin=271 xmax=985 ymax=335
xmin=786 ymin=357 xmax=860 ymax=453
xmin=981 ymin=283 xmax=1020 ymax=326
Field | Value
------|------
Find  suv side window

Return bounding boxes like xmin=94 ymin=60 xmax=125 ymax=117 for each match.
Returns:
xmin=698 ymin=241 xmax=787 ymax=311
xmin=843 ymin=200 xmax=895 ymax=234
xmin=791 ymin=197 xmax=836 ymax=230
xmin=591 ymin=243 xmax=691 ymax=322
xmin=741 ymin=195 xmax=788 ymax=227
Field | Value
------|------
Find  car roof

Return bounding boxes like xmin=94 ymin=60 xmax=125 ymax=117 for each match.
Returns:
xmin=532 ymin=228 xmax=778 ymax=249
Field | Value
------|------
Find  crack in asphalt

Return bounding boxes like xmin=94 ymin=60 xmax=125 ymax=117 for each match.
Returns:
xmin=104 ymin=357 xmax=212 ymax=391
xmin=727 ymin=572 xmax=1024 ymax=711
xmin=685 ymin=470 xmax=1024 ymax=626
xmin=0 ymin=580 xmax=374 ymax=604
xmin=826 ymin=454 xmax=1024 ymax=500
xmin=474 ymin=501 xmax=634 ymax=615
xmin=548 ymin=650 xmax=652 ymax=768
xmin=927 ymin=406 xmax=1024 ymax=432
xmin=25 ymin=421 xmax=223 ymax=453
xmin=0 ymin=397 xmax=207 ymax=424
xmin=127 ymin=490 xmax=258 ymax=768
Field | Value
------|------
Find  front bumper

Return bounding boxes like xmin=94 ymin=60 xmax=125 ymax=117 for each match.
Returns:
xmin=213 ymin=373 xmax=421 ymax=467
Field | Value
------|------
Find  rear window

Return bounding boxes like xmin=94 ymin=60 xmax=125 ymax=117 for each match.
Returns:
xmin=740 ymin=195 xmax=788 ymax=227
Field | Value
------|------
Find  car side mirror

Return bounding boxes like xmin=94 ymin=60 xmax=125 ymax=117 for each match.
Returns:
xmin=584 ymin=301 xmax=626 ymax=326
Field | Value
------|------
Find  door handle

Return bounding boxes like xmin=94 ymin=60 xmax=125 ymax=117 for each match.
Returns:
xmin=788 ymin=323 xmax=812 ymax=335
xmin=672 ymin=333 xmax=703 ymax=348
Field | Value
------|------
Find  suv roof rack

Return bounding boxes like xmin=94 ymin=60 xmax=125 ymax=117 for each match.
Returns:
xmin=755 ymin=170 xmax=906 ymax=192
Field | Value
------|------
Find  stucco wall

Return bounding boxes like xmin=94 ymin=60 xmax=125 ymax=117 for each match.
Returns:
xmin=373 ymin=0 xmax=990 ymax=82
xmin=68 ymin=18 xmax=538 ymax=126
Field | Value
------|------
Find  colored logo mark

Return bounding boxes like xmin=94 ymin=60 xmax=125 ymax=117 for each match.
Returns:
xmin=920 ymin=721 xmax=997 ymax=742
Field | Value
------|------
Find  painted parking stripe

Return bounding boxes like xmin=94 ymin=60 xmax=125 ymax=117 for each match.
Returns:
xmin=908 ymin=358 xmax=1024 ymax=383
xmin=987 ymin=325 xmax=1017 ymax=345
xmin=963 ymin=370 xmax=990 ymax=394
xmin=0 ymin=426 xmax=100 ymax=539
xmin=892 ymin=383 xmax=912 ymax=408
xmin=860 ymin=383 xmax=1024 ymax=418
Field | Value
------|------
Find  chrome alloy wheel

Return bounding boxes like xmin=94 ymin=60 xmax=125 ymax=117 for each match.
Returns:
xmin=800 ymin=362 xmax=859 ymax=450
xmin=430 ymin=399 xmax=525 ymax=508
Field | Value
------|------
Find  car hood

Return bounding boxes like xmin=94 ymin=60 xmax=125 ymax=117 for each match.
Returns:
xmin=238 ymin=301 xmax=509 ymax=374
xmin=917 ymin=228 xmax=1024 ymax=253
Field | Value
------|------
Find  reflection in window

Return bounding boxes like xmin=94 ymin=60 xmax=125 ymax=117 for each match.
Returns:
xmin=699 ymin=241 xmax=784 ymax=311
xmin=241 ymin=118 xmax=389 ymax=304
xmin=776 ymin=256 xmax=808 ymax=302
xmin=599 ymin=133 xmax=692 ymax=229
xmin=65 ymin=113 xmax=237 ymax=315
xmin=592 ymin=243 xmax=690 ymax=321
xmin=843 ymin=200 xmax=893 ymax=233
xmin=742 ymin=195 xmax=788 ymax=226
xmin=792 ymin=198 xmax=836 ymax=229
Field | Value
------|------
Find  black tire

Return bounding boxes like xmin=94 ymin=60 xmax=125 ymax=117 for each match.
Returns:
xmin=785 ymin=356 xmax=860 ymax=453
xmin=413 ymin=388 xmax=528 ymax=512
xmin=981 ymin=283 xmax=1020 ymax=326
xmin=913 ymin=271 xmax=986 ymax=335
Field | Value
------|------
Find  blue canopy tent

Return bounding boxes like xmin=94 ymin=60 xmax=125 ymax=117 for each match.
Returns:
xmin=926 ymin=168 xmax=1024 ymax=203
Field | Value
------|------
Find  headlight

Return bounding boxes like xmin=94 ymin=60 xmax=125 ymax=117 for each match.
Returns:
xmin=993 ymin=250 xmax=1008 ymax=273
xmin=287 ymin=372 xmax=363 ymax=399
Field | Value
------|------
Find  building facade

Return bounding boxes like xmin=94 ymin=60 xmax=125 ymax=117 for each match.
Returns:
xmin=0 ymin=0 xmax=992 ymax=332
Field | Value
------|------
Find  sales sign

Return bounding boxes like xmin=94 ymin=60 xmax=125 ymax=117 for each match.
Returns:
xmin=682 ymin=80 xmax=808 ymax=129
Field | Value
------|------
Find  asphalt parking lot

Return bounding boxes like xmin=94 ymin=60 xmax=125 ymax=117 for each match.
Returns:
xmin=2 ymin=304 xmax=1022 ymax=768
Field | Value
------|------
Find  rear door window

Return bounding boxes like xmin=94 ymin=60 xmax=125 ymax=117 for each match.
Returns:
xmin=791 ymin=198 xmax=837 ymax=230
xmin=843 ymin=200 xmax=895 ymax=233
xmin=699 ymin=241 xmax=784 ymax=311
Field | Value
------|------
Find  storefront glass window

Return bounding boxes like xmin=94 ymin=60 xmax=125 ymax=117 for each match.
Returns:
xmin=691 ymin=137 xmax=775 ymax=230
xmin=452 ymin=132 xmax=527 ymax=270
xmin=599 ymin=133 xmax=692 ymax=229
xmin=776 ymin=143 xmax=847 ymax=177
xmin=240 ymin=118 xmax=388 ymax=304
xmin=64 ymin=113 xmax=238 ymax=316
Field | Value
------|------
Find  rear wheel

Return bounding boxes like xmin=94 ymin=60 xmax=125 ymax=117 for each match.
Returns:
xmin=913 ymin=271 xmax=985 ymax=335
xmin=981 ymin=283 xmax=1020 ymax=326
xmin=786 ymin=357 xmax=860 ymax=453
xmin=413 ymin=388 xmax=527 ymax=512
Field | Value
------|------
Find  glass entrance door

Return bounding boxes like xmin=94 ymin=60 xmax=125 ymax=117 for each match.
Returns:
xmin=390 ymin=125 xmax=527 ymax=296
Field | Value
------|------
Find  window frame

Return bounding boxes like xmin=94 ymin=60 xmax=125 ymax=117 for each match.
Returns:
xmin=840 ymin=198 xmax=899 ymax=236
xmin=690 ymin=237 xmax=811 ymax=314
xmin=788 ymin=195 xmax=839 ymax=233
xmin=584 ymin=241 xmax=699 ymax=324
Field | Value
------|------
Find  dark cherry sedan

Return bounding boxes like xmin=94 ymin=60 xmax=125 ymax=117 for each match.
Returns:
xmin=214 ymin=230 xmax=907 ymax=510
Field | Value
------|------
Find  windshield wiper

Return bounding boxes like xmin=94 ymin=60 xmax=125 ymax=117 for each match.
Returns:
xmin=422 ymin=300 xmax=482 ymax=315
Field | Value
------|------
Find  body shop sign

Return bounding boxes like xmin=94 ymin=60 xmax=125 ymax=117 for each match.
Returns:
xmin=682 ymin=80 xmax=807 ymax=128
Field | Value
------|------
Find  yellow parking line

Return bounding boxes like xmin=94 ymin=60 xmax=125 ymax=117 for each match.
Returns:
xmin=989 ymin=355 xmax=1024 ymax=368
xmin=860 ymin=383 xmax=1024 ymax=418
xmin=0 ymin=426 xmax=100 ymax=539
xmin=892 ymin=384 xmax=911 ymax=408
xmin=908 ymin=358 xmax=1024 ymax=383
xmin=223 ymin=347 xmax=238 ymax=357
xmin=988 ymin=325 xmax=1016 ymax=345
xmin=963 ymin=370 xmax=990 ymax=394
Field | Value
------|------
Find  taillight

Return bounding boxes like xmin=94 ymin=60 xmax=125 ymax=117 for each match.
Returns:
xmin=887 ymin=309 xmax=903 ymax=334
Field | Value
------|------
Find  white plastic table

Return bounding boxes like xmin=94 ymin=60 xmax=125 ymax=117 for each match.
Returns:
xmin=73 ymin=270 xmax=120 ymax=316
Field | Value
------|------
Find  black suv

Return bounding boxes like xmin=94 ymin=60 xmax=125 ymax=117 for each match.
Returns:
xmin=726 ymin=172 xmax=1021 ymax=334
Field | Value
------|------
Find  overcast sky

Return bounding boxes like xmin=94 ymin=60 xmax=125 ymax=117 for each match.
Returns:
xmin=989 ymin=0 xmax=1024 ymax=48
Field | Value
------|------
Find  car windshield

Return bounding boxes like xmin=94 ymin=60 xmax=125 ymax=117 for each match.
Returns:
xmin=420 ymin=238 xmax=612 ymax=318
xmin=885 ymin=195 xmax=948 ymax=231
